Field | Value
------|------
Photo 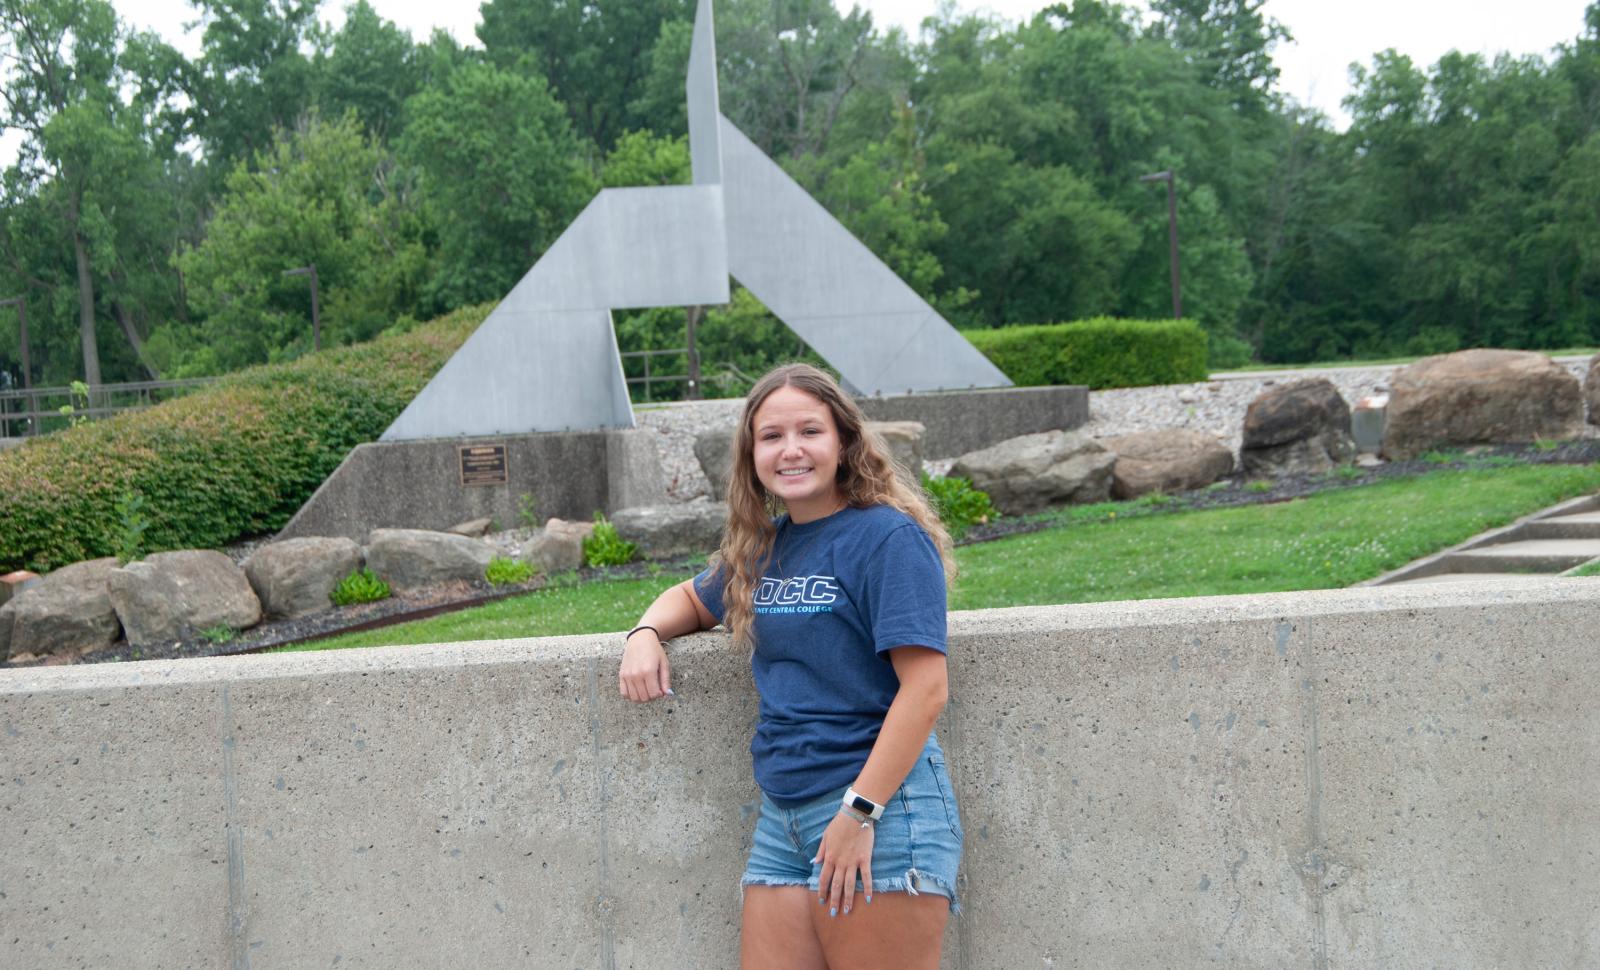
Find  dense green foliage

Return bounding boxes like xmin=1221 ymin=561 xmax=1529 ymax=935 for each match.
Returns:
xmin=583 ymin=513 xmax=638 ymax=567
xmin=920 ymin=474 xmax=998 ymax=541
xmin=965 ymin=319 xmax=1208 ymax=388
xmin=2 ymin=0 xmax=1599 ymax=393
xmin=485 ymin=557 xmax=535 ymax=585
xmin=0 ymin=304 xmax=487 ymax=571
xmin=283 ymin=464 xmax=1600 ymax=652
xmin=331 ymin=567 xmax=391 ymax=606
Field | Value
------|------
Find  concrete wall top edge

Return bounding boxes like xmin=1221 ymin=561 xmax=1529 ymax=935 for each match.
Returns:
xmin=5 ymin=579 xmax=1593 ymax=695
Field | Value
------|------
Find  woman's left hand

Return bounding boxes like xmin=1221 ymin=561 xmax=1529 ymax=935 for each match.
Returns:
xmin=814 ymin=811 xmax=874 ymax=917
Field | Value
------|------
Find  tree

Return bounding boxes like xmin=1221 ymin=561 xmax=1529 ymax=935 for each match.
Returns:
xmin=477 ymin=0 xmax=691 ymax=154
xmin=171 ymin=114 xmax=429 ymax=373
xmin=309 ymin=0 xmax=418 ymax=141
xmin=399 ymin=61 xmax=596 ymax=311
xmin=184 ymin=0 xmax=320 ymax=172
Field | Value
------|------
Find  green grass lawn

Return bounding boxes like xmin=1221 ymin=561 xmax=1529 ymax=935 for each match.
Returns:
xmin=1571 ymin=559 xmax=1600 ymax=578
xmin=283 ymin=463 xmax=1600 ymax=653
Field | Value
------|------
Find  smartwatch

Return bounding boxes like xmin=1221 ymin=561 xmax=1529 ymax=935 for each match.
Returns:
xmin=842 ymin=787 xmax=885 ymax=821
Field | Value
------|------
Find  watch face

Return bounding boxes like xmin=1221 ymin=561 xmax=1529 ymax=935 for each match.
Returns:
xmin=850 ymin=795 xmax=873 ymax=814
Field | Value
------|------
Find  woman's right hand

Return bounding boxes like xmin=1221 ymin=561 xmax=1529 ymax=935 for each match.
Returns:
xmin=619 ymin=632 xmax=672 ymax=703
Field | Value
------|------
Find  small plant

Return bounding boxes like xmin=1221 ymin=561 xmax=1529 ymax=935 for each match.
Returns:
xmin=1421 ymin=449 xmax=1463 ymax=465
xmin=921 ymin=474 xmax=999 ymax=540
xmin=518 ymin=492 xmax=540 ymax=529
xmin=1335 ymin=464 xmax=1364 ymax=480
xmin=545 ymin=568 xmax=581 ymax=588
xmin=200 ymin=625 xmax=237 ymax=644
xmin=1245 ymin=480 xmax=1274 ymax=494
xmin=56 ymin=380 xmax=92 ymax=428
xmin=1533 ymin=438 xmax=1560 ymax=453
xmin=1132 ymin=491 xmax=1172 ymax=508
xmin=331 ymin=567 xmax=391 ymax=606
xmin=112 ymin=491 xmax=150 ymax=564
xmin=485 ymin=557 xmax=534 ymax=585
xmin=583 ymin=512 xmax=638 ymax=567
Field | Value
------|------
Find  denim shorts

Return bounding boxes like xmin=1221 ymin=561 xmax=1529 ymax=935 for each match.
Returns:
xmin=741 ymin=735 xmax=964 ymax=912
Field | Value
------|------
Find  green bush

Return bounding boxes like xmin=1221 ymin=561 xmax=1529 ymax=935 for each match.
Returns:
xmin=964 ymin=318 xmax=1208 ymax=389
xmin=331 ymin=568 xmax=391 ymax=606
xmin=0 ymin=303 xmax=491 ymax=572
xmin=485 ymin=557 xmax=534 ymax=585
xmin=922 ymin=474 xmax=999 ymax=541
xmin=583 ymin=513 xmax=638 ymax=567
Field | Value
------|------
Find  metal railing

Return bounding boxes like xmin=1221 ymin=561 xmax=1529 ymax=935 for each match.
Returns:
xmin=620 ymin=348 xmax=694 ymax=402
xmin=0 ymin=377 xmax=222 ymax=438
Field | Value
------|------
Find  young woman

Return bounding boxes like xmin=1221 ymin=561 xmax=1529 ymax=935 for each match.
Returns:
xmin=619 ymin=363 xmax=962 ymax=970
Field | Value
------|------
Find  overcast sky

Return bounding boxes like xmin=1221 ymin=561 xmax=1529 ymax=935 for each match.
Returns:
xmin=54 ymin=0 xmax=1600 ymax=128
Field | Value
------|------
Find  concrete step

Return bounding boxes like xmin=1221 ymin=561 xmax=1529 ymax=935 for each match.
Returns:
xmin=1439 ymin=538 xmax=1600 ymax=573
xmin=1500 ymin=517 xmax=1600 ymax=541
xmin=1388 ymin=572 xmax=1566 ymax=586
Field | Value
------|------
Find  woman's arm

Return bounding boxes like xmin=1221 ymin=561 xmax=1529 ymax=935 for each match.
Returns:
xmin=814 ymin=645 xmax=949 ymax=916
xmin=618 ymin=578 xmax=718 ymax=703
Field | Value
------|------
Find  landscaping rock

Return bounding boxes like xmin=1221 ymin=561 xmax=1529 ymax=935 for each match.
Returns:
xmin=244 ymin=537 xmax=363 ymax=620
xmin=1382 ymin=349 xmax=1584 ymax=459
xmin=365 ymin=528 xmax=496 ymax=591
xmin=446 ymin=517 xmax=493 ymax=538
xmin=109 ymin=551 xmax=262 ymax=647
xmin=0 ymin=558 xmax=121 ymax=660
xmin=1103 ymin=429 xmax=1234 ymax=499
xmin=1586 ymin=354 xmax=1599 ymax=427
xmin=611 ymin=501 xmax=728 ymax=559
xmin=1240 ymin=378 xmax=1355 ymax=476
xmin=694 ymin=426 xmax=737 ymax=501
xmin=949 ymin=431 xmax=1115 ymax=514
xmin=522 ymin=518 xmax=595 ymax=574
xmin=868 ymin=421 xmax=925 ymax=483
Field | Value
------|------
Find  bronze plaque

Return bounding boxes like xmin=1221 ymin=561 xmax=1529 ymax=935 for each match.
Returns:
xmin=458 ymin=444 xmax=509 ymax=486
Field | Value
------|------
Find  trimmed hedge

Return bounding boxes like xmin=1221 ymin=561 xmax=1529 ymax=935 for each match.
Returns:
xmin=964 ymin=318 xmax=1208 ymax=390
xmin=0 ymin=305 xmax=490 ymax=572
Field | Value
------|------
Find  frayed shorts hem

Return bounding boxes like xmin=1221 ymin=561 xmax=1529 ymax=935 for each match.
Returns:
xmin=739 ymin=868 xmax=960 ymax=914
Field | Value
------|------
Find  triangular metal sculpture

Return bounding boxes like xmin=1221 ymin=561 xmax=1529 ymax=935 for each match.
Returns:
xmin=381 ymin=0 xmax=1010 ymax=442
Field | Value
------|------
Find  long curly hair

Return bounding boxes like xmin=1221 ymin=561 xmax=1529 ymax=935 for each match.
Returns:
xmin=713 ymin=363 xmax=955 ymax=647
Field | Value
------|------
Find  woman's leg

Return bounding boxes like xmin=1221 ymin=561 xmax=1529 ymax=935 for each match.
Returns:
xmin=811 ymin=892 xmax=949 ymax=970
xmin=741 ymin=886 xmax=829 ymax=970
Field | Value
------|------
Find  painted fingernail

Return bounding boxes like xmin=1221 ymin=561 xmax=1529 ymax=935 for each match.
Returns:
xmin=865 ymin=895 xmax=872 ymax=903
xmin=665 ymin=688 xmax=675 ymax=696
xmin=843 ymin=906 xmax=851 ymax=915
xmin=829 ymin=907 xmax=837 ymax=918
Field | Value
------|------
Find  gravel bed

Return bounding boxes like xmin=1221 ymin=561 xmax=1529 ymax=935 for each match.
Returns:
xmin=636 ymin=362 xmax=1597 ymax=499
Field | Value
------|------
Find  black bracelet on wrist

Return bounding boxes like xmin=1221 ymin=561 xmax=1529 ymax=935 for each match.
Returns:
xmin=625 ymin=624 xmax=660 ymax=642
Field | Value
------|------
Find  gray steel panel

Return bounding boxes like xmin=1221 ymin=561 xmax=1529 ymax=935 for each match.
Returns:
xmin=717 ymin=118 xmax=1011 ymax=394
xmin=502 ymin=186 xmax=729 ymax=311
xmin=687 ymin=0 xmax=722 ymax=187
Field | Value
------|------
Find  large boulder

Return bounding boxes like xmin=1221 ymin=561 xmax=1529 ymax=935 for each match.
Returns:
xmin=1586 ymin=354 xmax=1599 ymax=427
xmin=365 ymin=528 xmax=496 ymax=591
xmin=611 ymin=501 xmax=728 ymax=559
xmin=109 ymin=550 xmax=263 ymax=646
xmin=0 ymin=557 xmax=121 ymax=660
xmin=1382 ymin=349 xmax=1584 ymax=460
xmin=244 ymin=537 xmax=363 ymax=620
xmin=868 ymin=421 xmax=925 ymax=483
xmin=1103 ymin=429 xmax=1234 ymax=499
xmin=694 ymin=427 xmax=737 ymax=501
xmin=949 ymin=430 xmax=1115 ymax=514
xmin=522 ymin=518 xmax=596 ymax=574
xmin=1240 ymin=378 xmax=1355 ymax=476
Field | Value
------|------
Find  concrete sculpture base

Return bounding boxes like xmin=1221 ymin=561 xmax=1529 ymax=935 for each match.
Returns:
xmin=858 ymin=384 xmax=1090 ymax=459
xmin=277 ymin=429 xmax=665 ymax=542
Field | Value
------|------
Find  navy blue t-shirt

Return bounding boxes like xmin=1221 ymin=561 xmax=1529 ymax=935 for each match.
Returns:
xmin=693 ymin=504 xmax=948 ymax=805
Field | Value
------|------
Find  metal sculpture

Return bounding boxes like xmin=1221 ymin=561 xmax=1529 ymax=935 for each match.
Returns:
xmin=381 ymin=0 xmax=1009 ymax=442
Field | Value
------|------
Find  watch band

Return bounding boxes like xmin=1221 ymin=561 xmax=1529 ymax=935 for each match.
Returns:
xmin=842 ymin=787 xmax=885 ymax=821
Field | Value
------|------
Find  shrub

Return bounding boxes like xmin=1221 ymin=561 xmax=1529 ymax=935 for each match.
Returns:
xmin=964 ymin=318 xmax=1208 ymax=390
xmin=331 ymin=568 xmax=391 ymax=606
xmin=485 ymin=557 xmax=534 ymax=585
xmin=0 ymin=303 xmax=491 ymax=572
xmin=583 ymin=512 xmax=637 ymax=567
xmin=922 ymin=474 xmax=998 ymax=541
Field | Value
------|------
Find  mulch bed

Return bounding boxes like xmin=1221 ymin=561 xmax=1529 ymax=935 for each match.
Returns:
xmin=11 ymin=440 xmax=1599 ymax=669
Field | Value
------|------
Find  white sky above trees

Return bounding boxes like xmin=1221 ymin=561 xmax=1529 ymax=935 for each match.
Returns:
xmin=30 ymin=0 xmax=1600 ymax=129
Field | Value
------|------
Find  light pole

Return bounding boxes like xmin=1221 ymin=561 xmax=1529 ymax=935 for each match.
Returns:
xmin=1 ymin=296 xmax=32 ymax=435
xmin=283 ymin=265 xmax=321 ymax=351
xmin=1139 ymin=170 xmax=1182 ymax=320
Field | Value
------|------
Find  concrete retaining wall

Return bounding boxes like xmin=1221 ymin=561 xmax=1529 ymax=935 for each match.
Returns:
xmin=277 ymin=428 xmax=666 ymax=542
xmin=3 ymin=580 xmax=1598 ymax=968
xmin=857 ymin=384 xmax=1089 ymax=459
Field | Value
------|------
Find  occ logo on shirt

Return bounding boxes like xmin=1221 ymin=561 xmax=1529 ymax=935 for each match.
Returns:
xmin=753 ymin=575 xmax=839 ymax=614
